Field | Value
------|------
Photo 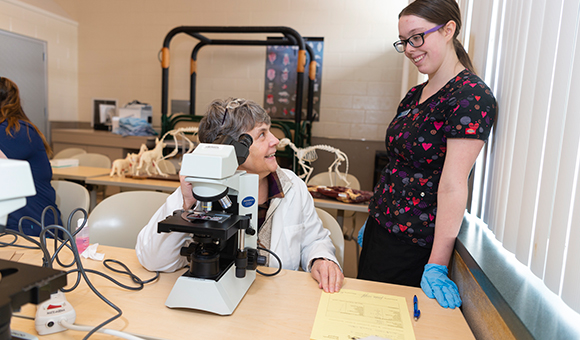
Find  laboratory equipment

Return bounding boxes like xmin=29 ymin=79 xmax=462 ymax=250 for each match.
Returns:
xmin=0 ymin=159 xmax=67 ymax=340
xmin=157 ymin=134 xmax=262 ymax=315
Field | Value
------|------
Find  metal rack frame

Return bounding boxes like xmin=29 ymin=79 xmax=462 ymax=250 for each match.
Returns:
xmin=160 ymin=26 xmax=318 ymax=150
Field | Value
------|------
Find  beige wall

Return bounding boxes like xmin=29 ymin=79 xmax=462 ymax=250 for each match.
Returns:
xmin=2 ymin=0 xmax=407 ymax=141
xmin=0 ymin=0 xmax=78 ymax=122
xmin=47 ymin=0 xmax=406 ymax=142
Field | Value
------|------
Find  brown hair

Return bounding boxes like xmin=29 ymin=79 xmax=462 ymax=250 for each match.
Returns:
xmin=399 ymin=0 xmax=475 ymax=73
xmin=198 ymin=98 xmax=271 ymax=143
xmin=0 ymin=77 xmax=52 ymax=156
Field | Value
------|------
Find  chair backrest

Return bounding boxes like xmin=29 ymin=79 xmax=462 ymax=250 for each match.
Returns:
xmin=72 ymin=153 xmax=111 ymax=169
xmin=53 ymin=148 xmax=87 ymax=160
xmin=157 ymin=159 xmax=177 ymax=174
xmin=51 ymin=180 xmax=90 ymax=233
xmin=315 ymin=207 xmax=344 ymax=267
xmin=87 ymin=191 xmax=170 ymax=248
xmin=307 ymin=172 xmax=361 ymax=190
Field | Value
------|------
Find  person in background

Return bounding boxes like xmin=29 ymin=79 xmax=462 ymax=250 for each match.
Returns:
xmin=357 ymin=0 xmax=497 ymax=308
xmin=136 ymin=98 xmax=344 ymax=293
xmin=0 ymin=77 xmax=62 ymax=235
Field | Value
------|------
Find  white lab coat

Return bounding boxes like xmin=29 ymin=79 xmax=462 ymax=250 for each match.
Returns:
xmin=135 ymin=168 xmax=340 ymax=273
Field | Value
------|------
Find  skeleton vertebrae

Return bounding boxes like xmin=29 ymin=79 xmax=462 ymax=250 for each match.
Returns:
xmin=278 ymin=138 xmax=350 ymax=186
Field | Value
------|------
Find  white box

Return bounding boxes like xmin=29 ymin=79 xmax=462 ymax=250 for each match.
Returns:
xmin=50 ymin=158 xmax=79 ymax=168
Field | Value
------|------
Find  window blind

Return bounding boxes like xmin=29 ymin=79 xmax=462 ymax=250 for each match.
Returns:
xmin=466 ymin=0 xmax=580 ymax=313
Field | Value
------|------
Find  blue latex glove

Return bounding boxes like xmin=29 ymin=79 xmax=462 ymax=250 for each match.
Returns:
xmin=357 ymin=221 xmax=366 ymax=247
xmin=420 ymin=263 xmax=462 ymax=309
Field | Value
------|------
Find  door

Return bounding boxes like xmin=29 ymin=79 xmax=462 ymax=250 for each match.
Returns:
xmin=0 ymin=29 xmax=48 ymax=139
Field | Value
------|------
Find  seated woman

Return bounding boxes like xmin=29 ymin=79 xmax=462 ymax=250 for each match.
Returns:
xmin=0 ymin=77 xmax=62 ymax=235
xmin=136 ymin=98 xmax=343 ymax=292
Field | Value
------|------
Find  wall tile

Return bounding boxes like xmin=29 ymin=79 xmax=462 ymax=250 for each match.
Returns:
xmin=6 ymin=0 xmax=409 ymax=141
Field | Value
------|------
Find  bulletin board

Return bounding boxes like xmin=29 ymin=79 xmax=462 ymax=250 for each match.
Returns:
xmin=264 ymin=37 xmax=323 ymax=121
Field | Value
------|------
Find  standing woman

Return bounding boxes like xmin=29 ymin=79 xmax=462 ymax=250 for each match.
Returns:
xmin=0 ymin=77 xmax=62 ymax=235
xmin=357 ymin=0 xmax=496 ymax=309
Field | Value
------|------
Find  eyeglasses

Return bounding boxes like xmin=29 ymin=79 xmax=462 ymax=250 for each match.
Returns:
xmin=393 ymin=24 xmax=444 ymax=53
xmin=221 ymin=98 xmax=243 ymax=125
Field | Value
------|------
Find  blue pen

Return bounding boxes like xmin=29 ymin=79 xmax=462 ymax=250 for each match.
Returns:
xmin=414 ymin=295 xmax=421 ymax=321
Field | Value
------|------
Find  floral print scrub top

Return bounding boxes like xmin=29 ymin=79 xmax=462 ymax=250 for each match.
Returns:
xmin=369 ymin=69 xmax=497 ymax=249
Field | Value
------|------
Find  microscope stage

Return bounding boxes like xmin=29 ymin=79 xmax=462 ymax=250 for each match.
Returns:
xmin=158 ymin=210 xmax=249 ymax=240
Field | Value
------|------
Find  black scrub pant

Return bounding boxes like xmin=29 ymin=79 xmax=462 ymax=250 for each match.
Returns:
xmin=357 ymin=217 xmax=432 ymax=287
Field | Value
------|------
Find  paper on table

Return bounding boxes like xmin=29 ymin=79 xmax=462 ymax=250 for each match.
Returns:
xmin=310 ymin=289 xmax=416 ymax=340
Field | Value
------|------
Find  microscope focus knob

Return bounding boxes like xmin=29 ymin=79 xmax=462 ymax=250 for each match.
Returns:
xmin=246 ymin=227 xmax=256 ymax=236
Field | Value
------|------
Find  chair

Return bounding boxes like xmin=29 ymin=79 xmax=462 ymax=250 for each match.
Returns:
xmin=308 ymin=172 xmax=361 ymax=235
xmin=87 ymin=191 xmax=170 ymax=249
xmin=51 ymin=180 xmax=90 ymax=233
xmin=53 ymin=148 xmax=87 ymax=160
xmin=157 ymin=159 xmax=177 ymax=175
xmin=315 ymin=207 xmax=344 ymax=268
xmin=309 ymin=172 xmax=362 ymax=268
xmin=71 ymin=153 xmax=111 ymax=203
xmin=71 ymin=153 xmax=111 ymax=168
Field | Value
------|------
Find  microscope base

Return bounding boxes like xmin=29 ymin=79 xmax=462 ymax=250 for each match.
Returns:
xmin=165 ymin=265 xmax=256 ymax=315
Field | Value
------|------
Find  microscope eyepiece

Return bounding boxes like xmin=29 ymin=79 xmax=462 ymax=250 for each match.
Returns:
xmin=238 ymin=133 xmax=253 ymax=148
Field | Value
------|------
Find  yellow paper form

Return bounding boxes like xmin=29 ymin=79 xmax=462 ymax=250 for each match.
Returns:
xmin=310 ymin=289 xmax=416 ymax=340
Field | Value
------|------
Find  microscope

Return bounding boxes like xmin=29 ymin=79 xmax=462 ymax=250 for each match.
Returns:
xmin=0 ymin=159 xmax=67 ymax=340
xmin=157 ymin=134 xmax=262 ymax=315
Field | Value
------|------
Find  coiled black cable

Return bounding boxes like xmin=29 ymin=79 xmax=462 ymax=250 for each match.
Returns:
xmin=1 ymin=206 xmax=159 ymax=340
xmin=256 ymin=246 xmax=282 ymax=277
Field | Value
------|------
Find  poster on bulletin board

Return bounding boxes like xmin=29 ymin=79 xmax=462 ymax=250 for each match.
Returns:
xmin=263 ymin=37 xmax=323 ymax=121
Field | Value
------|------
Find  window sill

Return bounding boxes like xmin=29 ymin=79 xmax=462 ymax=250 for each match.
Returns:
xmin=455 ymin=214 xmax=580 ymax=339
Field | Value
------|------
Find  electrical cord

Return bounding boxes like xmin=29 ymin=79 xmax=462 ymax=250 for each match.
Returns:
xmin=38 ymin=223 xmax=123 ymax=339
xmin=2 ymin=206 xmax=159 ymax=340
xmin=63 ymin=260 xmax=159 ymax=292
xmin=0 ymin=230 xmax=41 ymax=249
xmin=59 ymin=320 xmax=146 ymax=340
xmin=256 ymin=246 xmax=282 ymax=277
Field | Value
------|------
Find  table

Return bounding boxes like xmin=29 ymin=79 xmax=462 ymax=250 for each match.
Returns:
xmin=51 ymin=166 xmax=111 ymax=181
xmin=52 ymin=166 xmax=113 ymax=210
xmin=51 ymin=129 xmax=155 ymax=162
xmin=81 ymin=174 xmax=368 ymax=220
xmin=86 ymin=175 xmax=180 ymax=193
xmin=8 ymin=243 xmax=474 ymax=340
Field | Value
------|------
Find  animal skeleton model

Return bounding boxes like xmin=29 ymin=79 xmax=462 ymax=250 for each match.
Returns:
xmin=159 ymin=126 xmax=198 ymax=161
xmin=110 ymin=127 xmax=198 ymax=178
xmin=136 ymin=137 xmax=168 ymax=176
xmin=277 ymin=138 xmax=350 ymax=186
xmin=109 ymin=152 xmax=139 ymax=177
xmin=110 ymin=143 xmax=148 ymax=177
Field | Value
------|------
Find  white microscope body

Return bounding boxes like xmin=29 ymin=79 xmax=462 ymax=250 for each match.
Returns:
xmin=0 ymin=159 xmax=36 ymax=228
xmin=158 ymin=137 xmax=259 ymax=315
